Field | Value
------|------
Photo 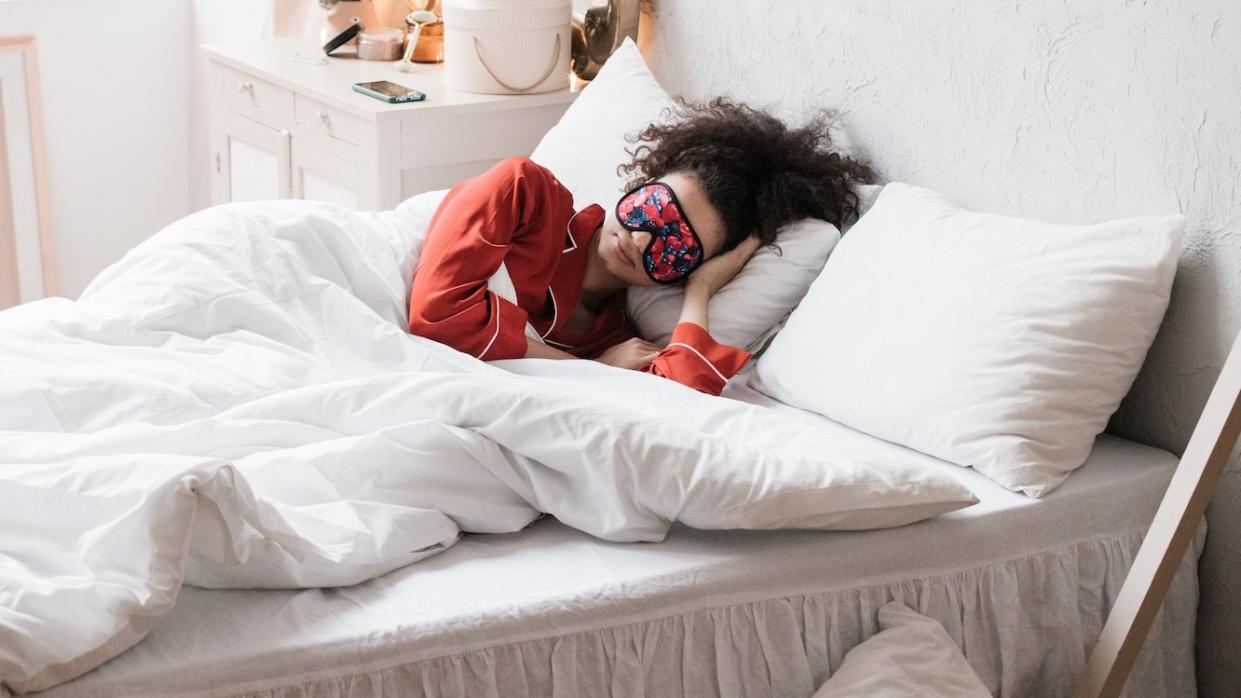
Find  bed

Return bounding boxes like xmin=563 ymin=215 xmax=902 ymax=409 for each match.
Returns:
xmin=0 ymin=185 xmax=1194 ymax=697
xmin=35 ymin=374 xmax=1201 ymax=698
xmin=1 ymin=30 xmax=1199 ymax=698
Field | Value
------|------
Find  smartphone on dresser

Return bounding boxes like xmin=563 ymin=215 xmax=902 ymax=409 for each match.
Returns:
xmin=352 ymin=81 xmax=427 ymax=104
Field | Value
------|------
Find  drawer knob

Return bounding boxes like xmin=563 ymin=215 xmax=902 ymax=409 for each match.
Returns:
xmin=237 ymin=81 xmax=255 ymax=95
xmin=317 ymin=111 xmax=331 ymax=127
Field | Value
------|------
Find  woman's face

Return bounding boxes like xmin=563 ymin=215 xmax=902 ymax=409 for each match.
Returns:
xmin=597 ymin=171 xmax=727 ymax=287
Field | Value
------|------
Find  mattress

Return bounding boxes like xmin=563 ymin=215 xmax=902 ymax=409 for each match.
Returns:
xmin=38 ymin=383 xmax=1199 ymax=698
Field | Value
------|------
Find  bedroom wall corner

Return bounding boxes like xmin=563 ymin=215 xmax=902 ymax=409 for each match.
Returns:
xmin=639 ymin=1 xmax=1241 ymax=694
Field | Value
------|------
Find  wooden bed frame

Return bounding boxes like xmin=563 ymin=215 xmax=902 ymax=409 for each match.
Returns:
xmin=1077 ymin=330 xmax=1241 ymax=697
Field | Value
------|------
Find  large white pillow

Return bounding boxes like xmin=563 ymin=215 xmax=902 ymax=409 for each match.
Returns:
xmin=530 ymin=37 xmax=671 ymax=221
xmin=530 ymin=39 xmax=841 ymax=352
xmin=753 ymin=183 xmax=1183 ymax=497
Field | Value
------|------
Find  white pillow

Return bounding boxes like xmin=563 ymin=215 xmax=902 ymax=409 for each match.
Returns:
xmin=812 ymin=601 xmax=990 ymax=698
xmin=530 ymin=38 xmax=671 ymax=220
xmin=753 ymin=183 xmax=1183 ymax=497
xmin=530 ymin=38 xmax=841 ymax=352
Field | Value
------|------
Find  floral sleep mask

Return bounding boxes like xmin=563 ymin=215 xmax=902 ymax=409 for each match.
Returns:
xmin=615 ymin=182 xmax=704 ymax=284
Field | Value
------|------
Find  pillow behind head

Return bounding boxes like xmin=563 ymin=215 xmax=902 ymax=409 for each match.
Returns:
xmin=530 ymin=38 xmax=844 ymax=352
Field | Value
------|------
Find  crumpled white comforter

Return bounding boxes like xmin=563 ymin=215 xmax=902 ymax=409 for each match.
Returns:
xmin=0 ymin=196 xmax=975 ymax=694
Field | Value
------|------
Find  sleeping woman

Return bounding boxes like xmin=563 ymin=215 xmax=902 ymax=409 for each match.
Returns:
xmin=407 ymin=99 xmax=874 ymax=395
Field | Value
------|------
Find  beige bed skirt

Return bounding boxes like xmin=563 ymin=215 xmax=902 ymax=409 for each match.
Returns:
xmin=214 ymin=526 xmax=1202 ymax=698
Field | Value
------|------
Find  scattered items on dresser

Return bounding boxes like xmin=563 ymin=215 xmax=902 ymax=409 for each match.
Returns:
xmin=318 ymin=0 xmax=367 ymax=46
xmin=407 ymin=10 xmax=445 ymax=63
xmin=290 ymin=52 xmax=330 ymax=65
xmin=322 ymin=21 xmax=362 ymax=56
xmin=357 ymin=27 xmax=405 ymax=60
xmin=352 ymin=79 xmax=427 ymax=103
xmin=570 ymin=0 xmax=642 ymax=80
xmin=442 ymin=0 xmax=571 ymax=95
xmin=399 ymin=9 xmax=441 ymax=71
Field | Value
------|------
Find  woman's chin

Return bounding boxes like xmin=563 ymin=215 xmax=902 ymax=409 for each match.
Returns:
xmin=609 ymin=263 xmax=651 ymax=287
xmin=602 ymin=258 xmax=646 ymax=287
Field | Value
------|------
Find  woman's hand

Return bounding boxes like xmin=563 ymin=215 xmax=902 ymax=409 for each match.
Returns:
xmin=675 ymin=236 xmax=762 ymax=333
xmin=595 ymin=337 xmax=662 ymax=370
xmin=525 ymin=337 xmax=578 ymax=360
xmin=686 ymin=236 xmax=762 ymax=297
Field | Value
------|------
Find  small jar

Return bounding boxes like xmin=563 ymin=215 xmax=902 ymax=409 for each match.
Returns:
xmin=356 ymin=28 xmax=405 ymax=61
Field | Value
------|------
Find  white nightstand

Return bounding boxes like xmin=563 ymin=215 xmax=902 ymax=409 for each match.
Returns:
xmin=202 ymin=40 xmax=579 ymax=211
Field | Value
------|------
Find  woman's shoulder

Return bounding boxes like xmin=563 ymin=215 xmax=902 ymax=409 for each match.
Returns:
xmin=470 ymin=156 xmax=573 ymax=213
xmin=491 ymin=156 xmax=564 ymax=189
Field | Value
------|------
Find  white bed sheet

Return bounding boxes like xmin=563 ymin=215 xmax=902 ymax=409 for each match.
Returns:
xmin=37 ymin=387 xmax=1197 ymax=698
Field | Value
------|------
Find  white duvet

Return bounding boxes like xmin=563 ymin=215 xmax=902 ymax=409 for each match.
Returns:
xmin=0 ymin=197 xmax=975 ymax=694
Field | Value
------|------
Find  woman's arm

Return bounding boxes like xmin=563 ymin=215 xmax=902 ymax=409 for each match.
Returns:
xmin=527 ymin=239 xmax=758 ymax=383
xmin=524 ymin=338 xmax=576 ymax=360
xmin=675 ymin=283 xmax=712 ymax=332
xmin=643 ymin=237 xmax=762 ymax=395
xmin=408 ymin=157 xmax=574 ymax=361
xmin=677 ymin=236 xmax=762 ymax=331
xmin=527 ymin=336 xmax=664 ymax=371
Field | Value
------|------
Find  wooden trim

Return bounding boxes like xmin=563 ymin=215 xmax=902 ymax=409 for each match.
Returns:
xmin=0 ymin=86 xmax=18 ymax=308
xmin=0 ymin=35 xmax=57 ymax=298
xmin=21 ymin=37 xmax=56 ymax=297
xmin=1076 ymin=330 xmax=1241 ymax=697
xmin=0 ymin=35 xmax=36 ymax=50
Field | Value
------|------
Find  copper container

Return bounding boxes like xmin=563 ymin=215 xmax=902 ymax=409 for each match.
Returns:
xmin=410 ymin=19 xmax=445 ymax=63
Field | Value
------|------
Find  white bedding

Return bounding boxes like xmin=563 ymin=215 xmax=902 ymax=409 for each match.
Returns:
xmin=34 ymin=422 xmax=1199 ymax=698
xmin=0 ymin=200 xmax=975 ymax=694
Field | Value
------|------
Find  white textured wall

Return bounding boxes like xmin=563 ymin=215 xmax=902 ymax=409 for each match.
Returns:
xmin=641 ymin=0 xmax=1240 ymax=693
xmin=0 ymin=0 xmax=192 ymax=297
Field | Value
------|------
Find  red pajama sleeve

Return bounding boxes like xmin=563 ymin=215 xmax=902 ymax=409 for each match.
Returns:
xmin=644 ymin=322 xmax=751 ymax=396
xmin=408 ymin=157 xmax=572 ymax=360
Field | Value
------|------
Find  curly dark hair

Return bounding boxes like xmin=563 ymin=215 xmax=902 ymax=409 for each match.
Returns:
xmin=619 ymin=98 xmax=876 ymax=254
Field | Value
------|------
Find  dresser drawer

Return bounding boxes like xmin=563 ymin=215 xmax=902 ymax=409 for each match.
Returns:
xmin=293 ymin=94 xmax=368 ymax=149
xmin=214 ymin=63 xmax=293 ymax=129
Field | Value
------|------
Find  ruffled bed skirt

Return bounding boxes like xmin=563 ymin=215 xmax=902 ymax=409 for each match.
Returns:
xmin=233 ymin=525 xmax=1203 ymax=698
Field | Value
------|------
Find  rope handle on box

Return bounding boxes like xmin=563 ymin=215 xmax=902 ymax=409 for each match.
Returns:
xmin=473 ymin=33 xmax=562 ymax=93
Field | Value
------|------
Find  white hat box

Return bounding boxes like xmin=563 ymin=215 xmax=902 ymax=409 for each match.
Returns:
xmin=442 ymin=0 xmax=571 ymax=95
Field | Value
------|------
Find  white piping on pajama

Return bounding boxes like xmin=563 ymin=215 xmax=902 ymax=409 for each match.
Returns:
xmin=478 ymin=295 xmax=502 ymax=359
xmin=562 ymin=210 xmax=581 ymax=253
xmin=541 ymin=290 xmax=557 ymax=339
xmin=666 ymin=342 xmax=727 ymax=384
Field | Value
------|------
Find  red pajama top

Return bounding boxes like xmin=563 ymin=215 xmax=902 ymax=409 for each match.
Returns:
xmin=407 ymin=157 xmax=750 ymax=396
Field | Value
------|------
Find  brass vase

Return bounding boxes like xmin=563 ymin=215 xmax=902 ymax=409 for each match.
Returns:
xmin=571 ymin=0 xmax=643 ymax=80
